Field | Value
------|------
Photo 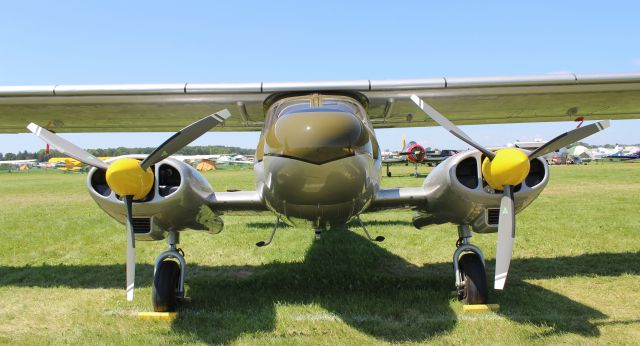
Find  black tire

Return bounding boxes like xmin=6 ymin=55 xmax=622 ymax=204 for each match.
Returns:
xmin=458 ymin=253 xmax=488 ymax=305
xmin=387 ymin=171 xmax=392 ymax=177
xmin=152 ymin=260 xmax=180 ymax=312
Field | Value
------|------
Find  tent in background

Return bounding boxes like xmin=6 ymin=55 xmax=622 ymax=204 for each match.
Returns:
xmin=196 ymin=159 xmax=217 ymax=172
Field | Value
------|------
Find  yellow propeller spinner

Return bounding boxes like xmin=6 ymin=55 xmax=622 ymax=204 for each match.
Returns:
xmin=481 ymin=148 xmax=530 ymax=190
xmin=105 ymin=158 xmax=154 ymax=200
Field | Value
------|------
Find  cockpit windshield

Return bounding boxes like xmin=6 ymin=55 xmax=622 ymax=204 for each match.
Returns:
xmin=279 ymin=102 xmax=358 ymax=117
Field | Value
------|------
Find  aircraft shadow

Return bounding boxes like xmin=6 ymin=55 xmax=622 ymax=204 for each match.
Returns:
xmin=246 ymin=222 xmax=293 ymax=229
xmin=247 ymin=219 xmax=414 ymax=229
xmin=1 ymin=231 xmax=637 ymax=343
xmin=347 ymin=219 xmax=415 ymax=227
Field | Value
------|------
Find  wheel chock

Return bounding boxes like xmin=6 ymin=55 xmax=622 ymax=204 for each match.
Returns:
xmin=463 ymin=304 xmax=500 ymax=312
xmin=137 ymin=312 xmax=177 ymax=320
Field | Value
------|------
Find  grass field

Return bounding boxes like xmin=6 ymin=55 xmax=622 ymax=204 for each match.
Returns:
xmin=1 ymin=163 xmax=639 ymax=345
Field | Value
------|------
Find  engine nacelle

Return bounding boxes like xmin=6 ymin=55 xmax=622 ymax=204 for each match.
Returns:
xmin=413 ymin=149 xmax=549 ymax=233
xmin=87 ymin=155 xmax=223 ymax=241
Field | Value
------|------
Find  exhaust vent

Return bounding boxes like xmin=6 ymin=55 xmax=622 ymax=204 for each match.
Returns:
xmin=487 ymin=208 xmax=500 ymax=225
xmin=131 ymin=218 xmax=151 ymax=234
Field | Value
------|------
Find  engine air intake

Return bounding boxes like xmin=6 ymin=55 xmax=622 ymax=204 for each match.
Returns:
xmin=455 ymin=157 xmax=479 ymax=189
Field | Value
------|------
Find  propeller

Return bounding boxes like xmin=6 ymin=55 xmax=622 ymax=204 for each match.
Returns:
xmin=410 ymin=94 xmax=609 ymax=289
xmin=28 ymin=109 xmax=231 ymax=300
xmin=399 ymin=143 xmax=426 ymax=162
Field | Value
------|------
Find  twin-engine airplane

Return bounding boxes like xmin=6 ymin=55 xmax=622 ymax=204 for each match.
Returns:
xmin=1 ymin=72 xmax=639 ymax=312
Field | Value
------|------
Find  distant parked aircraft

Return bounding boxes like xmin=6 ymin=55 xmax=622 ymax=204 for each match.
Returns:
xmin=382 ymin=136 xmax=456 ymax=177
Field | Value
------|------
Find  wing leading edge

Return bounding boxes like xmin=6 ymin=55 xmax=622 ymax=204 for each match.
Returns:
xmin=1 ymin=72 xmax=640 ymax=133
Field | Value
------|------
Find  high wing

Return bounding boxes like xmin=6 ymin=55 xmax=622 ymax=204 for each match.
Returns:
xmin=1 ymin=72 xmax=640 ymax=133
xmin=0 ymin=159 xmax=36 ymax=164
xmin=381 ymin=156 xmax=406 ymax=164
xmin=383 ymin=155 xmax=449 ymax=163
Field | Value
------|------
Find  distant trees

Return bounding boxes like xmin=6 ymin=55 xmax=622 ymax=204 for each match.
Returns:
xmin=1 ymin=145 xmax=254 ymax=162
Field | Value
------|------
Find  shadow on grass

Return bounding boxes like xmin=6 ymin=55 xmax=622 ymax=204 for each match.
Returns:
xmin=248 ymin=219 xmax=414 ymax=229
xmin=246 ymin=222 xmax=293 ymax=229
xmin=348 ymin=219 xmax=415 ymax=227
xmin=2 ymin=231 xmax=637 ymax=343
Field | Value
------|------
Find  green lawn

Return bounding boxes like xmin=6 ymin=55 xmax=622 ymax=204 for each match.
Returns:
xmin=0 ymin=163 xmax=639 ymax=345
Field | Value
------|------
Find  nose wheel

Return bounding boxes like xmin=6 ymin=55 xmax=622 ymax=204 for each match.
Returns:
xmin=453 ymin=225 xmax=488 ymax=305
xmin=152 ymin=231 xmax=186 ymax=312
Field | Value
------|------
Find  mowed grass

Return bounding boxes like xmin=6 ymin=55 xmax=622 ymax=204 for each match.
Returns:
xmin=0 ymin=163 xmax=639 ymax=345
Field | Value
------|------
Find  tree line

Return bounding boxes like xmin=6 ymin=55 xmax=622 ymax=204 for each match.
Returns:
xmin=0 ymin=145 xmax=254 ymax=162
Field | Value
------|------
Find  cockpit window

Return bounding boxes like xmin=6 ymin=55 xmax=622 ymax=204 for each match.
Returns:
xmin=279 ymin=102 xmax=358 ymax=117
xmin=264 ymin=95 xmax=372 ymax=132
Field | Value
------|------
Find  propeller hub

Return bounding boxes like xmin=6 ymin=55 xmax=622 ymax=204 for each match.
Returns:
xmin=482 ymin=148 xmax=530 ymax=190
xmin=105 ymin=158 xmax=154 ymax=200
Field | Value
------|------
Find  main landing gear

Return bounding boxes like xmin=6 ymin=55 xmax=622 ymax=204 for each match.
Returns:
xmin=152 ymin=231 xmax=186 ymax=312
xmin=453 ymin=225 xmax=488 ymax=305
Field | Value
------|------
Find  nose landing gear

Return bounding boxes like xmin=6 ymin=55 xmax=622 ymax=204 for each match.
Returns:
xmin=152 ymin=231 xmax=186 ymax=312
xmin=453 ymin=225 xmax=488 ymax=305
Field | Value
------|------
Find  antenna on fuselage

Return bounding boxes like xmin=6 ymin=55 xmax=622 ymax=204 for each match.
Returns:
xmin=355 ymin=216 xmax=385 ymax=242
xmin=256 ymin=217 xmax=280 ymax=247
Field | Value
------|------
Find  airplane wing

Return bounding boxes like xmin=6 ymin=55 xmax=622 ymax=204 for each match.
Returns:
xmin=216 ymin=160 xmax=254 ymax=165
xmin=367 ymin=187 xmax=429 ymax=211
xmin=206 ymin=190 xmax=269 ymax=214
xmin=0 ymin=159 xmax=36 ymax=164
xmin=381 ymin=157 xmax=406 ymax=164
xmin=423 ymin=156 xmax=449 ymax=163
xmin=1 ymin=72 xmax=639 ymax=133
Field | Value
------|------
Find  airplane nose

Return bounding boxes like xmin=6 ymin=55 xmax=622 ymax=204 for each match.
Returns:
xmin=265 ymin=110 xmax=368 ymax=164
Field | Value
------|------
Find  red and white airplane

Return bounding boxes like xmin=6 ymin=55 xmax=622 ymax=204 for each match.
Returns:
xmin=382 ymin=136 xmax=458 ymax=177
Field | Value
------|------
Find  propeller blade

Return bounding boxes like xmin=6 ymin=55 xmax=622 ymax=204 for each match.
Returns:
xmin=124 ymin=195 xmax=136 ymax=301
xmin=494 ymin=185 xmax=515 ymax=290
xmin=528 ymin=120 xmax=610 ymax=160
xmin=410 ymin=95 xmax=495 ymax=159
xmin=140 ymin=109 xmax=231 ymax=170
xmin=27 ymin=123 xmax=109 ymax=170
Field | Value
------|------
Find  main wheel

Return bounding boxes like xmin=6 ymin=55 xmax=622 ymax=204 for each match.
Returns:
xmin=387 ymin=171 xmax=392 ymax=177
xmin=152 ymin=260 xmax=181 ymax=312
xmin=458 ymin=253 xmax=488 ymax=305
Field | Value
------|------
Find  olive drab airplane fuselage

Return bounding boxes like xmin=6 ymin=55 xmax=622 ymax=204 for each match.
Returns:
xmin=256 ymin=94 xmax=381 ymax=228
xmin=3 ymin=72 xmax=638 ymax=312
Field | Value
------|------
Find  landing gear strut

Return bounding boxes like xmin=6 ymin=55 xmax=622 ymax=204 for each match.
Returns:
xmin=152 ymin=231 xmax=186 ymax=312
xmin=453 ymin=225 xmax=488 ymax=304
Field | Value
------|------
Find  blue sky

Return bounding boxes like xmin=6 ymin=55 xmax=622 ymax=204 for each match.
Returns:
xmin=1 ymin=1 xmax=639 ymax=153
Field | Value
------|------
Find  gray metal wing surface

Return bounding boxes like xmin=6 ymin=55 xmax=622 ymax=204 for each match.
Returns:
xmin=1 ymin=72 xmax=640 ymax=133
